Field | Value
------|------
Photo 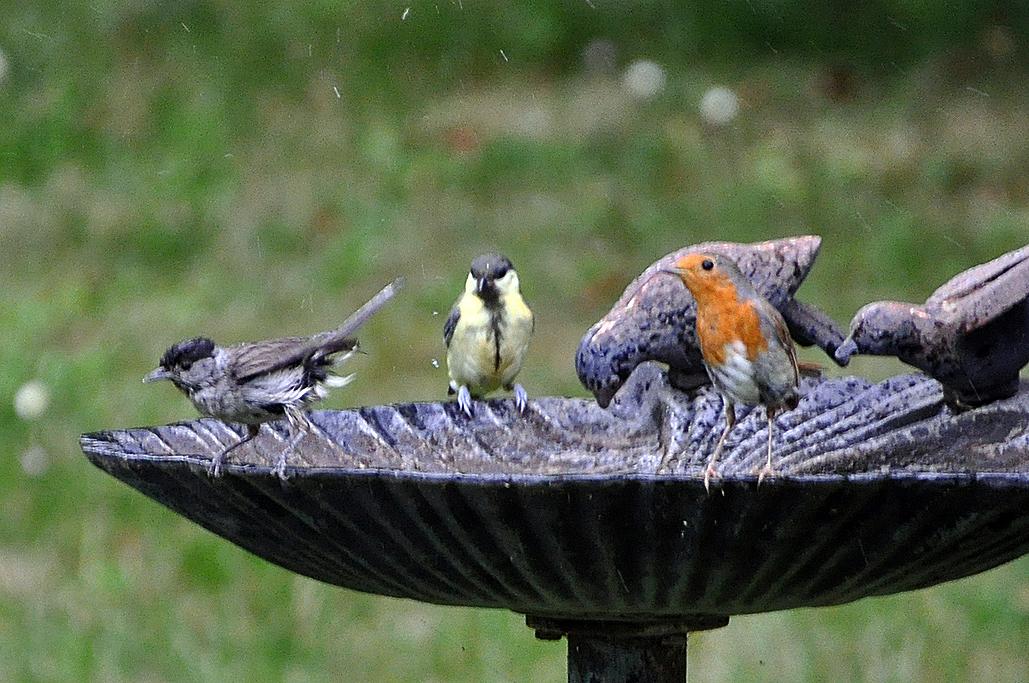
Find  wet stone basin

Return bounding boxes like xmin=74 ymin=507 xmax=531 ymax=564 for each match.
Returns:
xmin=80 ymin=365 xmax=1029 ymax=623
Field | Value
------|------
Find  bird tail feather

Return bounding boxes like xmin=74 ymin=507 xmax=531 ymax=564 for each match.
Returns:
xmin=324 ymin=373 xmax=356 ymax=389
xmin=314 ymin=277 xmax=405 ymax=357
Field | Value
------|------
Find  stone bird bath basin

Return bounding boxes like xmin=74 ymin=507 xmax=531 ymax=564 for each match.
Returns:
xmin=80 ymin=366 xmax=1029 ymax=681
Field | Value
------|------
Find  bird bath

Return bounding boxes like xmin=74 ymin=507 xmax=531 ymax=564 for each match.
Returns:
xmin=80 ymin=366 xmax=1029 ymax=681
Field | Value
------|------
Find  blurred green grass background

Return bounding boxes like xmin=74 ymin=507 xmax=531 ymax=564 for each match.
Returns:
xmin=1 ymin=1 xmax=1027 ymax=680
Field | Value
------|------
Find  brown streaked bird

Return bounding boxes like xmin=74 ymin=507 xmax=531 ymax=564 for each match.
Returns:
xmin=665 ymin=253 xmax=800 ymax=490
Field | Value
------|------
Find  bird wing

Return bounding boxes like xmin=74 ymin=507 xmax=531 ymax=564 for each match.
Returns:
xmin=925 ymin=244 xmax=1029 ymax=333
xmin=231 ymin=337 xmax=322 ymax=382
xmin=443 ymin=305 xmax=460 ymax=348
xmin=232 ymin=277 xmax=404 ymax=381
xmin=757 ymin=298 xmax=799 ymax=385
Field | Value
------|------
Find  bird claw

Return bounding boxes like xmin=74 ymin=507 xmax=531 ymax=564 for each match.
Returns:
xmin=513 ymin=384 xmax=528 ymax=414
xmin=272 ymin=455 xmax=290 ymax=481
xmin=703 ymin=465 xmax=719 ymax=494
xmin=756 ymin=465 xmax=775 ymax=486
xmin=457 ymin=385 xmax=474 ymax=417
xmin=207 ymin=457 xmax=224 ymax=478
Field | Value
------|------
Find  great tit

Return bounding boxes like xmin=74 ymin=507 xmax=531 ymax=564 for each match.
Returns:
xmin=444 ymin=253 xmax=534 ymax=416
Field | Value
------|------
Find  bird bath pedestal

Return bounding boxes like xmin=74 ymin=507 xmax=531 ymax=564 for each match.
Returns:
xmin=81 ymin=367 xmax=1029 ymax=681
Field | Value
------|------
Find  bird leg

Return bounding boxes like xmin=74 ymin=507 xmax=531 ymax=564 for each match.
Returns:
xmin=274 ymin=406 xmax=315 ymax=480
xmin=208 ymin=423 xmax=260 ymax=477
xmin=457 ymin=385 xmax=474 ymax=417
xmin=757 ymin=407 xmax=778 ymax=485
xmin=705 ymin=400 xmax=735 ymax=493
xmin=509 ymin=383 xmax=529 ymax=414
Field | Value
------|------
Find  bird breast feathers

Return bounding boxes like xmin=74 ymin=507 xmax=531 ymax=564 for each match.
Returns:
xmin=696 ymin=298 xmax=768 ymax=365
xmin=708 ymin=341 xmax=762 ymax=404
xmin=448 ymin=291 xmax=532 ymax=381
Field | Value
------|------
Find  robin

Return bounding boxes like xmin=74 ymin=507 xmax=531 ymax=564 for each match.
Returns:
xmin=836 ymin=243 xmax=1028 ymax=410
xmin=665 ymin=252 xmax=800 ymax=490
xmin=576 ymin=236 xmax=842 ymax=408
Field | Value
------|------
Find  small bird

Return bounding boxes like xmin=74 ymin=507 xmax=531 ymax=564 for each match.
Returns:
xmin=444 ymin=253 xmax=534 ymax=416
xmin=576 ymin=236 xmax=843 ymax=408
xmin=144 ymin=278 xmax=404 ymax=478
xmin=836 ymin=244 xmax=1029 ymax=410
xmin=665 ymin=253 xmax=800 ymax=490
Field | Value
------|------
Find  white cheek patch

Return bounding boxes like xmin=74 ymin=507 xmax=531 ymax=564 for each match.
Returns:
xmin=182 ymin=354 xmax=223 ymax=387
xmin=214 ymin=348 xmax=232 ymax=372
xmin=495 ymin=270 xmax=519 ymax=294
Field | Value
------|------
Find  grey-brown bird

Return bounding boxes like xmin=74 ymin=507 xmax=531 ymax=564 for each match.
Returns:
xmin=144 ymin=278 xmax=404 ymax=478
xmin=836 ymin=244 xmax=1029 ymax=410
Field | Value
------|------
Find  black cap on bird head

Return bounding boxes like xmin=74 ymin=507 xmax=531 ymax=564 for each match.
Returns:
xmin=161 ymin=337 xmax=216 ymax=369
xmin=144 ymin=337 xmax=216 ymax=383
xmin=470 ymin=253 xmax=513 ymax=281
xmin=469 ymin=252 xmax=515 ymax=300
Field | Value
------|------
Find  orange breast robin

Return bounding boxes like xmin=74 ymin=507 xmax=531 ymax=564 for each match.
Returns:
xmin=665 ymin=252 xmax=800 ymax=490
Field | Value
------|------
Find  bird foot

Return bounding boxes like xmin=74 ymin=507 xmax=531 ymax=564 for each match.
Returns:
xmin=272 ymin=455 xmax=290 ymax=481
xmin=703 ymin=465 xmax=719 ymax=494
xmin=512 ymin=384 xmax=528 ymax=414
xmin=756 ymin=464 xmax=776 ymax=486
xmin=207 ymin=429 xmax=256 ymax=478
xmin=656 ymin=449 xmax=676 ymax=474
xmin=457 ymin=385 xmax=474 ymax=417
xmin=207 ymin=456 xmax=225 ymax=478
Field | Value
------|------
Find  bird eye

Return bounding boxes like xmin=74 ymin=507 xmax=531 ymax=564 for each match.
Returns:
xmin=701 ymin=259 xmax=714 ymax=271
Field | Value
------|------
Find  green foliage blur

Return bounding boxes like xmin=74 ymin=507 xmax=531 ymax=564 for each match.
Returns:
xmin=1 ymin=1 xmax=1027 ymax=680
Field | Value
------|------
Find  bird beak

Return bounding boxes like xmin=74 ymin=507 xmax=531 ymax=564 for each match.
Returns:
xmin=834 ymin=338 xmax=858 ymax=366
xmin=475 ymin=277 xmax=488 ymax=294
xmin=659 ymin=268 xmax=684 ymax=278
xmin=143 ymin=367 xmax=172 ymax=383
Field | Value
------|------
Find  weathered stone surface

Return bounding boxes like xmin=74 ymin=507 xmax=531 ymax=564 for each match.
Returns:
xmin=80 ymin=371 xmax=1029 ymax=621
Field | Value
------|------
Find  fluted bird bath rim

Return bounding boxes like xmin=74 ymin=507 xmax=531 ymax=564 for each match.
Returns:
xmin=75 ymin=443 xmax=1029 ymax=487
xmin=80 ymin=369 xmax=1029 ymax=682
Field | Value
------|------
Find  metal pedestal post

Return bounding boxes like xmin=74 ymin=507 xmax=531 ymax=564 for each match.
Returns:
xmin=527 ymin=616 xmax=730 ymax=683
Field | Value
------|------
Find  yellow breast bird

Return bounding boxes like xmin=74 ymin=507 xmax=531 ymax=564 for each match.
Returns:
xmin=444 ymin=253 xmax=534 ymax=416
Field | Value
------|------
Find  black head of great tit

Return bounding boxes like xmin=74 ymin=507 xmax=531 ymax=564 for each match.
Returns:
xmin=469 ymin=252 xmax=514 ymax=306
xmin=444 ymin=252 xmax=534 ymax=417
